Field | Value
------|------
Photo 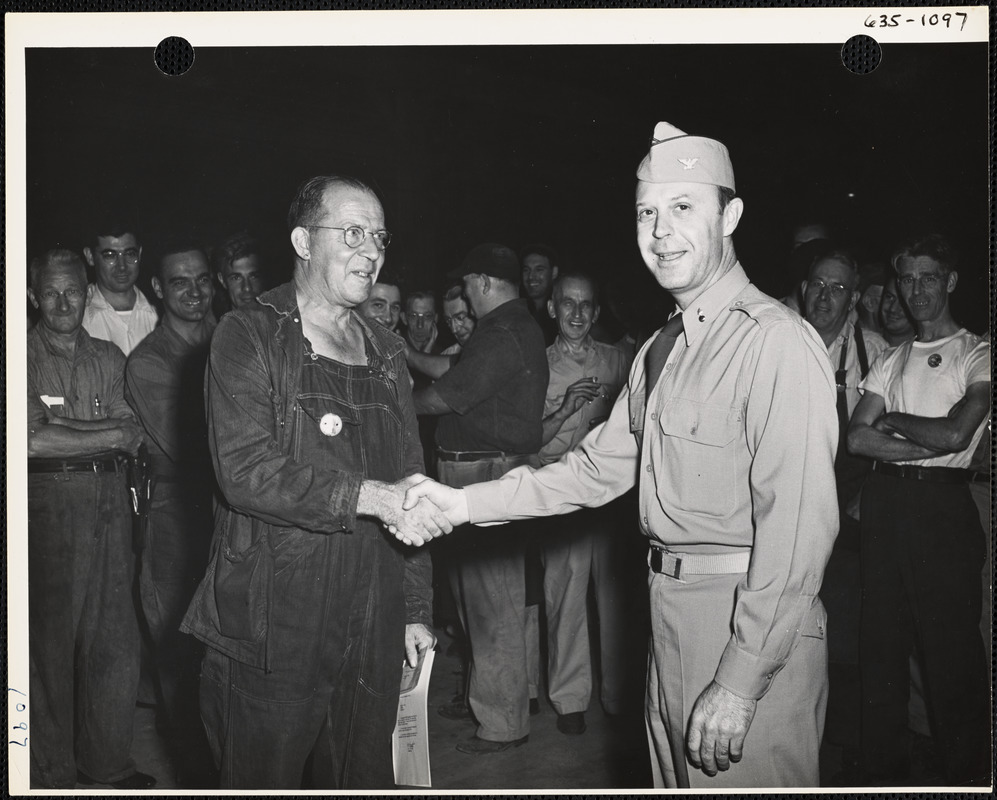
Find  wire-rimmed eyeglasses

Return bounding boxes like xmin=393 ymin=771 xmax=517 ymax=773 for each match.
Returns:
xmin=310 ymin=225 xmax=391 ymax=251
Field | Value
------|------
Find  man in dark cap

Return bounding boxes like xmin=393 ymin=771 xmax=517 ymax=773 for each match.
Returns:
xmin=406 ymin=123 xmax=839 ymax=788
xmin=412 ymin=243 xmax=548 ymax=754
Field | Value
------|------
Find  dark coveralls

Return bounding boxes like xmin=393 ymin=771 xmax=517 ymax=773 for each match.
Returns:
xmin=181 ymin=282 xmax=432 ymax=789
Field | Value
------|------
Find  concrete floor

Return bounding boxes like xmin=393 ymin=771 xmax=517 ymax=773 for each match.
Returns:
xmin=93 ymin=624 xmax=965 ymax=792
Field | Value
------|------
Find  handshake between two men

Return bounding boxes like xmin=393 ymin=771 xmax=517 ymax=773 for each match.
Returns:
xmin=359 ymin=474 xmax=469 ymax=546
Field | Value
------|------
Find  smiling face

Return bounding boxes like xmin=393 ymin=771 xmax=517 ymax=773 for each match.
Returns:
xmin=359 ymin=282 xmax=402 ymax=331
xmin=635 ymin=181 xmax=742 ymax=306
xmin=522 ymin=253 xmax=556 ymax=302
xmin=802 ymin=255 xmax=859 ymax=341
xmin=549 ymin=275 xmax=599 ymax=345
xmin=221 ymin=253 xmax=264 ymax=311
xmin=154 ymin=250 xmax=214 ymax=325
xmin=30 ymin=261 xmax=88 ymax=337
xmin=443 ymin=296 xmax=475 ymax=346
xmin=296 ymin=184 xmax=386 ymax=309
xmin=895 ymin=255 xmax=957 ymax=326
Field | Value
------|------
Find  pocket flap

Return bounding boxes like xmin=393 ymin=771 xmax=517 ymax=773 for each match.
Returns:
xmin=659 ymin=398 xmax=739 ymax=447
xmin=296 ymin=396 xmax=360 ymax=427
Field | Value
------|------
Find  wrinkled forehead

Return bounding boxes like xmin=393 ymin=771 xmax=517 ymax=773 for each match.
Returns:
xmin=319 ymin=185 xmax=384 ymax=226
xmin=896 ymin=254 xmax=947 ymax=276
xmin=407 ymin=296 xmax=436 ymax=313
xmin=37 ymin=261 xmax=87 ymax=288
xmin=554 ymin=276 xmax=597 ymax=303
xmin=809 ymin=256 xmax=858 ymax=286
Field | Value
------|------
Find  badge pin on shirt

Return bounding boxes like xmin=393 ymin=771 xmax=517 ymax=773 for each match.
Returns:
xmin=320 ymin=413 xmax=343 ymax=436
xmin=927 ymin=354 xmax=942 ymax=368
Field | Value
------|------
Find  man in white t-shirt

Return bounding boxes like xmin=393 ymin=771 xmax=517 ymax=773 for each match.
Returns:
xmin=848 ymin=233 xmax=991 ymax=786
xmin=83 ymin=221 xmax=158 ymax=354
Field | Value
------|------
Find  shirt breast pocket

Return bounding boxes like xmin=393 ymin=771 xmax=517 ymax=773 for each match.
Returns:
xmin=658 ymin=398 xmax=740 ymax=517
xmin=295 ymin=395 xmax=363 ymax=472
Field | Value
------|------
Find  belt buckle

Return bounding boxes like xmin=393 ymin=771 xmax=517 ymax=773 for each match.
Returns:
xmin=651 ymin=548 xmax=682 ymax=579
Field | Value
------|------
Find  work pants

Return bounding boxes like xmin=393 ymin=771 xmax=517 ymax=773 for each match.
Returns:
xmin=138 ymin=477 xmax=214 ymax=769
xmin=541 ymin=507 xmax=626 ymax=715
xmin=645 ymin=570 xmax=827 ymax=789
xmin=28 ymin=471 xmax=141 ymax=788
xmin=199 ymin=528 xmax=406 ymax=789
xmin=439 ymin=455 xmax=536 ymax=742
xmin=859 ymin=472 xmax=990 ymax=785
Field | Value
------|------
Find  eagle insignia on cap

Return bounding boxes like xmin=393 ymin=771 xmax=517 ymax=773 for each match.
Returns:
xmin=678 ymin=158 xmax=699 ymax=170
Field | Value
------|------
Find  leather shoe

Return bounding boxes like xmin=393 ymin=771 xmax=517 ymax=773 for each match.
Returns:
xmin=456 ymin=734 xmax=528 ymax=754
xmin=556 ymin=711 xmax=586 ymax=735
xmin=438 ymin=696 xmax=472 ymax=720
xmin=78 ymin=771 xmax=157 ymax=790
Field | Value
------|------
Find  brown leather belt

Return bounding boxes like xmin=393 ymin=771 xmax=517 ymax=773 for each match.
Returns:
xmin=872 ymin=461 xmax=987 ymax=484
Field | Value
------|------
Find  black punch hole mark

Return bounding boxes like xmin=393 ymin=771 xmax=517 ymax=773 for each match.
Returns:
xmin=155 ymin=36 xmax=194 ymax=77
xmin=841 ymin=34 xmax=881 ymax=75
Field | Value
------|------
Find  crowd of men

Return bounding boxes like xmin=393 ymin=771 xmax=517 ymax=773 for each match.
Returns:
xmin=24 ymin=121 xmax=991 ymax=791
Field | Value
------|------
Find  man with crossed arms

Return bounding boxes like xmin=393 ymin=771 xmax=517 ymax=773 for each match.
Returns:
xmin=405 ymin=122 xmax=838 ymax=787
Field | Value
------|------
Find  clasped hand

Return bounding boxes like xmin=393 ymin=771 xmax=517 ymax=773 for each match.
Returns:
xmin=370 ymin=474 xmax=469 ymax=546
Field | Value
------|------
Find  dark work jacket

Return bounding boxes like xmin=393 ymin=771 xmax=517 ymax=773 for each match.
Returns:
xmin=180 ymin=281 xmax=431 ymax=670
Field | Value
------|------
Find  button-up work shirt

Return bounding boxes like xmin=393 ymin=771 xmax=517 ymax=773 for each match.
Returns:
xmin=27 ymin=324 xmax=133 ymax=429
xmin=125 ymin=320 xmax=215 ymax=477
xmin=465 ymin=263 xmax=839 ymax=700
xmin=824 ymin=319 xmax=887 ymax=417
xmin=83 ymin=283 xmax=159 ymax=356
xmin=540 ymin=335 xmax=629 ymax=464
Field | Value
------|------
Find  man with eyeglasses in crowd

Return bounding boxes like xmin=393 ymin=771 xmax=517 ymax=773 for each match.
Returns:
xmin=26 ymin=249 xmax=153 ymax=790
xmin=83 ymin=219 xmax=158 ymax=355
xmin=800 ymin=248 xmax=887 ymax=783
xmin=848 ymin=233 xmax=991 ymax=786
xmin=403 ymin=290 xmax=442 ymax=354
xmin=180 ymin=174 xmax=447 ymax=789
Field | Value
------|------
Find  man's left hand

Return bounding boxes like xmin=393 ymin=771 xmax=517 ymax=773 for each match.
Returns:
xmin=404 ymin=623 xmax=436 ymax=668
xmin=685 ymin=681 xmax=757 ymax=776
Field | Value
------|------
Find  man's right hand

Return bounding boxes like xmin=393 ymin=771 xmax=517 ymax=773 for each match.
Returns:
xmin=402 ymin=478 xmax=470 ymax=528
xmin=559 ymin=377 xmax=602 ymax=418
xmin=358 ymin=476 xmax=454 ymax=546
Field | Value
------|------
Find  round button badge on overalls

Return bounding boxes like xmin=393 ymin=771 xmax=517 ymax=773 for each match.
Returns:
xmin=320 ymin=413 xmax=343 ymax=437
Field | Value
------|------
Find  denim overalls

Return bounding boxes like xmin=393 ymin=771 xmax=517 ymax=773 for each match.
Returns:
xmin=200 ymin=333 xmax=410 ymax=789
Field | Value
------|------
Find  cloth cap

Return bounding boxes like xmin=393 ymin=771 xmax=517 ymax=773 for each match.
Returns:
xmin=636 ymin=121 xmax=735 ymax=191
xmin=447 ymin=243 xmax=521 ymax=282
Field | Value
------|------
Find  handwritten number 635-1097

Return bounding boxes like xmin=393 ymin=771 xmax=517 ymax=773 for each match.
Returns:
xmin=865 ymin=11 xmax=968 ymax=31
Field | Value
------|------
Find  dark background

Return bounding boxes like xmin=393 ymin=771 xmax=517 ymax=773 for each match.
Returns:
xmin=25 ymin=40 xmax=990 ymax=332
